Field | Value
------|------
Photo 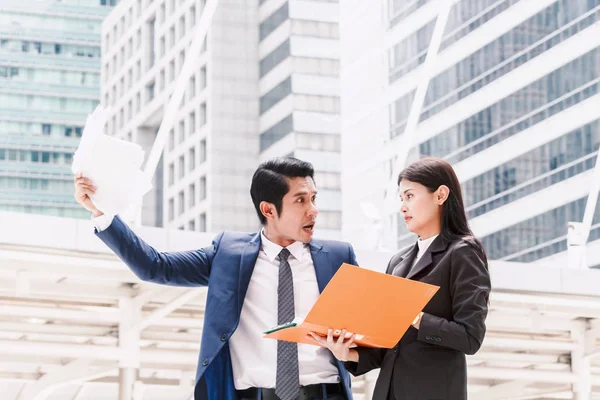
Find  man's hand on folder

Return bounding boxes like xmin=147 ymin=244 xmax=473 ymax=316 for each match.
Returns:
xmin=308 ymin=329 xmax=359 ymax=363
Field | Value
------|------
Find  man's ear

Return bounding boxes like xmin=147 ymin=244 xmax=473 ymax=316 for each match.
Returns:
xmin=260 ymin=201 xmax=278 ymax=221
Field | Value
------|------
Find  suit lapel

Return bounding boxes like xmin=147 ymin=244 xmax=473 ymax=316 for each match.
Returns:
xmin=391 ymin=245 xmax=417 ymax=278
xmin=237 ymin=232 xmax=261 ymax=313
xmin=405 ymin=235 xmax=450 ymax=280
xmin=309 ymin=241 xmax=331 ymax=293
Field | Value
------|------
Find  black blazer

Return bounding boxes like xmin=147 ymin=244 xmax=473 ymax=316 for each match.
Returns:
xmin=345 ymin=235 xmax=491 ymax=400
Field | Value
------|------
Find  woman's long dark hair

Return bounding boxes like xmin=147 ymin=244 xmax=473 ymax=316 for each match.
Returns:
xmin=398 ymin=157 xmax=487 ymax=261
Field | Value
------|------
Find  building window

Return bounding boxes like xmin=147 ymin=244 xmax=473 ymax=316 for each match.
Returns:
xmin=42 ymin=124 xmax=52 ymax=136
xmin=260 ymin=77 xmax=291 ymax=114
xmin=199 ymin=138 xmax=206 ymax=163
xmin=200 ymin=66 xmax=206 ymax=89
xmin=199 ymin=176 xmax=206 ymax=200
xmin=259 ymin=3 xmax=288 ymax=41
xmin=179 ymin=15 xmax=186 ymax=39
xmin=189 ymin=76 xmax=196 ymax=100
xmin=200 ymin=103 xmax=206 ymax=126
xmin=160 ymin=2 xmax=166 ymax=22
xmin=145 ymin=81 xmax=155 ymax=103
xmin=168 ymin=198 xmax=174 ymax=221
xmin=179 ymin=120 xmax=185 ymax=143
xmin=179 ymin=155 xmax=185 ymax=179
xmin=189 ymin=112 xmax=195 ymax=135
xmin=189 ymin=183 xmax=196 ymax=207
xmin=199 ymin=212 xmax=206 ymax=232
xmin=260 ymin=114 xmax=293 ymax=151
xmin=147 ymin=17 xmax=156 ymax=69
xmin=168 ymin=163 xmax=174 ymax=186
xmin=188 ymin=219 xmax=196 ymax=231
xmin=169 ymin=59 xmax=175 ymax=82
xmin=318 ymin=211 xmax=342 ymax=230
xmin=160 ymin=36 xmax=166 ymax=57
xmin=190 ymin=5 xmax=196 ymax=23
xmin=260 ymin=39 xmax=290 ymax=77
xmin=189 ymin=147 xmax=196 ymax=171
xmin=169 ymin=129 xmax=175 ymax=150
xmin=178 ymin=190 xmax=185 ymax=215
xmin=169 ymin=26 xmax=175 ymax=47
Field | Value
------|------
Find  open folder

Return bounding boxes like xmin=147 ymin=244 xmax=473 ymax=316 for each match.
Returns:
xmin=264 ymin=263 xmax=439 ymax=349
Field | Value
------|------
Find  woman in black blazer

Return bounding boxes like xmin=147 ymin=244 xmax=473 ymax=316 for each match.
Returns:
xmin=311 ymin=157 xmax=491 ymax=400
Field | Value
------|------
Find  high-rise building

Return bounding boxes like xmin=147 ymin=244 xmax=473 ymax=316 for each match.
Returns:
xmin=101 ymin=0 xmax=260 ymax=231
xmin=341 ymin=0 xmax=600 ymax=263
xmin=102 ymin=0 xmax=343 ymax=237
xmin=0 ymin=0 xmax=114 ymax=218
xmin=258 ymin=0 xmax=342 ymax=239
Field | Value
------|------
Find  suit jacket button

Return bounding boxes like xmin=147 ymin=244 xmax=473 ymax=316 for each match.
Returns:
xmin=202 ymin=359 xmax=209 ymax=366
xmin=221 ymin=335 xmax=227 ymax=342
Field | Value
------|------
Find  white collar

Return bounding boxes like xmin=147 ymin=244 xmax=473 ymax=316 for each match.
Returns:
xmin=260 ymin=230 xmax=307 ymax=262
xmin=417 ymin=234 xmax=439 ymax=253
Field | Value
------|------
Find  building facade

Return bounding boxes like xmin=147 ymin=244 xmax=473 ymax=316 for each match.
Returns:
xmin=0 ymin=0 xmax=113 ymax=218
xmin=101 ymin=0 xmax=260 ymax=231
xmin=258 ymin=0 xmax=342 ymax=239
xmin=341 ymin=0 xmax=600 ymax=263
xmin=102 ymin=0 xmax=343 ymax=237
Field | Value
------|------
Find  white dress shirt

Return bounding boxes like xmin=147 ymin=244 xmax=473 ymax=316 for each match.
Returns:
xmin=228 ymin=231 xmax=339 ymax=389
xmin=92 ymin=215 xmax=339 ymax=390
xmin=412 ymin=234 xmax=439 ymax=268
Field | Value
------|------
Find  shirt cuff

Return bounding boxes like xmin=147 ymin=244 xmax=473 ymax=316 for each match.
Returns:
xmin=92 ymin=213 xmax=115 ymax=232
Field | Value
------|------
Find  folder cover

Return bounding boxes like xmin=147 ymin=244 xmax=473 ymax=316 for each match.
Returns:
xmin=264 ymin=263 xmax=439 ymax=348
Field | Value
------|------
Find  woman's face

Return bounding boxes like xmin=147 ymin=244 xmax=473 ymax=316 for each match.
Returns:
xmin=398 ymin=179 xmax=445 ymax=238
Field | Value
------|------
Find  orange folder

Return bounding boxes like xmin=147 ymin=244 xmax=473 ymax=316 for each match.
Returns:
xmin=264 ymin=263 xmax=439 ymax=348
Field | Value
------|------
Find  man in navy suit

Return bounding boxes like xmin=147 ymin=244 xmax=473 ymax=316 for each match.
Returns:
xmin=74 ymin=157 xmax=357 ymax=400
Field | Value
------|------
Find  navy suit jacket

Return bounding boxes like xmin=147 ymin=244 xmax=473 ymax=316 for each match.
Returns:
xmin=96 ymin=216 xmax=357 ymax=400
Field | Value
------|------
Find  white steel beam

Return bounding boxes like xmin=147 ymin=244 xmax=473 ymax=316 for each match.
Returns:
xmin=142 ymin=0 xmax=218 ymax=181
xmin=139 ymin=289 xmax=206 ymax=331
xmin=470 ymin=381 xmax=530 ymax=400
xmin=384 ymin=0 xmax=452 ymax=211
xmin=16 ymin=359 xmax=116 ymax=400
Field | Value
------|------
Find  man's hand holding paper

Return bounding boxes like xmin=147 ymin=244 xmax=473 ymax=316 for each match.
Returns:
xmin=71 ymin=105 xmax=152 ymax=217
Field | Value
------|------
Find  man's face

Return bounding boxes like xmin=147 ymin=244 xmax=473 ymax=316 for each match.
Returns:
xmin=266 ymin=176 xmax=318 ymax=245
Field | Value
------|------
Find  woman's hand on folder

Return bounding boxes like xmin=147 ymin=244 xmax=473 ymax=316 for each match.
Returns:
xmin=308 ymin=329 xmax=359 ymax=363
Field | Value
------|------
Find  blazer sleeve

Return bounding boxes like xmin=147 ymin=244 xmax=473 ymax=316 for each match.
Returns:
xmin=95 ymin=216 xmax=223 ymax=287
xmin=344 ymin=347 xmax=387 ymax=376
xmin=349 ymin=243 xmax=358 ymax=265
xmin=417 ymin=241 xmax=491 ymax=355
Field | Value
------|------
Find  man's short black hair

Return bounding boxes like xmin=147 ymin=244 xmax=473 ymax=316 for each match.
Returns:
xmin=250 ymin=157 xmax=315 ymax=225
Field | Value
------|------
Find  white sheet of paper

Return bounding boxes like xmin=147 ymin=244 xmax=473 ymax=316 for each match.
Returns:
xmin=71 ymin=106 xmax=152 ymax=217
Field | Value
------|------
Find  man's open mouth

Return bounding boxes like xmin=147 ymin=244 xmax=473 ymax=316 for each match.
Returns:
xmin=303 ymin=224 xmax=315 ymax=233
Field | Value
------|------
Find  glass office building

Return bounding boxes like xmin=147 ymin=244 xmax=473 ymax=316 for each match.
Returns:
xmin=0 ymin=0 xmax=113 ymax=218
xmin=341 ymin=0 xmax=600 ymax=263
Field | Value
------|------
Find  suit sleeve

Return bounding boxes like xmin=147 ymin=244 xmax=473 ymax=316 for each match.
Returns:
xmin=95 ymin=216 xmax=223 ymax=287
xmin=417 ymin=242 xmax=491 ymax=355
xmin=344 ymin=347 xmax=387 ymax=376
xmin=348 ymin=243 xmax=358 ymax=265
